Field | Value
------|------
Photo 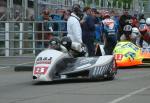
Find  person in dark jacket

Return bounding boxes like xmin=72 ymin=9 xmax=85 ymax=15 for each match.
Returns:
xmin=118 ymin=9 xmax=132 ymax=41
xmin=81 ymin=7 xmax=96 ymax=56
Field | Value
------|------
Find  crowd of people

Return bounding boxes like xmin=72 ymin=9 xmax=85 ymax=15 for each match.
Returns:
xmin=35 ymin=9 xmax=69 ymax=53
xmin=36 ymin=4 xmax=150 ymax=56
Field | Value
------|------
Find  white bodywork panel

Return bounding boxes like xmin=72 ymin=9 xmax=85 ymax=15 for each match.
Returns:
xmin=33 ymin=49 xmax=69 ymax=81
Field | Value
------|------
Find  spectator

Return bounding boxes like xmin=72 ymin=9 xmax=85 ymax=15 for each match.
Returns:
xmin=118 ymin=9 xmax=132 ymax=41
xmin=102 ymin=11 xmax=117 ymax=55
xmin=50 ymin=9 xmax=62 ymax=35
xmin=94 ymin=10 xmax=102 ymax=42
xmin=35 ymin=9 xmax=53 ymax=55
xmin=66 ymin=4 xmax=87 ymax=57
xmin=61 ymin=10 xmax=71 ymax=36
xmin=80 ymin=6 xmax=90 ymax=24
xmin=110 ymin=10 xmax=119 ymax=34
xmin=67 ymin=4 xmax=83 ymax=44
xmin=64 ymin=9 xmax=71 ymax=21
xmin=42 ymin=9 xmax=53 ymax=47
xmin=35 ymin=13 xmax=43 ymax=55
xmin=139 ymin=13 xmax=146 ymax=21
xmin=132 ymin=14 xmax=138 ymax=27
xmin=81 ymin=7 xmax=95 ymax=56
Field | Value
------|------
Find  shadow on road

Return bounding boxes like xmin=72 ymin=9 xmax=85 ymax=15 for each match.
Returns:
xmin=32 ymin=78 xmax=115 ymax=85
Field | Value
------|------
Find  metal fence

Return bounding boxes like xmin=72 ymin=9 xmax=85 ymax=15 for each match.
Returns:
xmin=0 ymin=20 xmax=67 ymax=57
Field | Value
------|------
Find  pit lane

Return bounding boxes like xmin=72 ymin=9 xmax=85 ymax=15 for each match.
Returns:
xmin=0 ymin=62 xmax=150 ymax=103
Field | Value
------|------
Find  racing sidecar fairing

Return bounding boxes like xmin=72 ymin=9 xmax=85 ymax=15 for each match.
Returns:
xmin=114 ymin=41 xmax=150 ymax=67
xmin=32 ymin=49 xmax=117 ymax=82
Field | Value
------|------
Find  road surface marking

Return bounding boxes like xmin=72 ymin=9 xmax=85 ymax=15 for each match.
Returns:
xmin=108 ymin=86 xmax=150 ymax=103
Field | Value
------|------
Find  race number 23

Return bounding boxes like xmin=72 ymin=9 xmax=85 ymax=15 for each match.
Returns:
xmin=34 ymin=66 xmax=48 ymax=74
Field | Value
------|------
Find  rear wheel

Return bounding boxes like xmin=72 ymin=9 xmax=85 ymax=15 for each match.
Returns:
xmin=105 ymin=60 xmax=117 ymax=80
xmin=106 ymin=74 xmax=115 ymax=80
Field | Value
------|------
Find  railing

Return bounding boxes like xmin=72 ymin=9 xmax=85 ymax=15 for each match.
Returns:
xmin=0 ymin=20 xmax=67 ymax=57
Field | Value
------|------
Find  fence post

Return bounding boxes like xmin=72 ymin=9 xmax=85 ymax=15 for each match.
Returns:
xmin=33 ymin=22 xmax=35 ymax=55
xmin=5 ymin=23 xmax=9 ymax=56
xmin=19 ymin=22 xmax=23 ymax=55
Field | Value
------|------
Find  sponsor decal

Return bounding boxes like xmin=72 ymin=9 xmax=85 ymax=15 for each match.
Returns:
xmin=115 ymin=54 xmax=123 ymax=60
xmin=36 ymin=57 xmax=52 ymax=64
xmin=121 ymin=43 xmax=139 ymax=52
xmin=125 ymin=52 xmax=136 ymax=60
xmin=34 ymin=66 xmax=48 ymax=74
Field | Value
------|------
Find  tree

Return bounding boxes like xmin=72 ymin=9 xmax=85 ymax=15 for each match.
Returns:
xmin=114 ymin=0 xmax=133 ymax=9
xmin=84 ymin=0 xmax=135 ymax=9
xmin=84 ymin=0 xmax=133 ymax=9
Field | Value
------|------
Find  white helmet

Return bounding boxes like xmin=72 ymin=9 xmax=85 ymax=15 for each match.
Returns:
xmin=139 ymin=19 xmax=146 ymax=24
xmin=132 ymin=27 xmax=139 ymax=34
xmin=146 ymin=18 xmax=150 ymax=25
xmin=132 ymin=27 xmax=140 ymax=39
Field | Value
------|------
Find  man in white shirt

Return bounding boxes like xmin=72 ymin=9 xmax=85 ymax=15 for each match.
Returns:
xmin=66 ymin=4 xmax=89 ymax=57
xmin=67 ymin=4 xmax=83 ymax=44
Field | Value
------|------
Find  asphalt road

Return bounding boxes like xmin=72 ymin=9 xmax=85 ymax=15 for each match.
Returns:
xmin=0 ymin=57 xmax=35 ymax=71
xmin=0 ymin=66 xmax=150 ymax=103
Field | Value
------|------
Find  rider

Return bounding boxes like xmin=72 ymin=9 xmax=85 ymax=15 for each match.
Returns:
xmin=102 ymin=11 xmax=117 ymax=55
xmin=138 ymin=19 xmax=146 ymax=47
xmin=61 ymin=36 xmax=72 ymax=51
xmin=139 ymin=18 xmax=150 ymax=47
xmin=49 ymin=37 xmax=68 ymax=53
xmin=49 ymin=36 xmax=86 ymax=57
xmin=61 ymin=36 xmax=87 ymax=57
xmin=120 ymin=24 xmax=133 ymax=41
xmin=118 ymin=9 xmax=132 ymax=40
xmin=131 ymin=27 xmax=141 ymax=45
xmin=120 ymin=21 xmax=141 ymax=45
xmin=49 ymin=37 xmax=61 ymax=50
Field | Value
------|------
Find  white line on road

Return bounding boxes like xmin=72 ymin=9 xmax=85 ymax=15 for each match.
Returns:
xmin=108 ymin=86 xmax=150 ymax=103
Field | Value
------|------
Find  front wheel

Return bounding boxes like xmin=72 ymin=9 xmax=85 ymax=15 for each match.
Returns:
xmin=105 ymin=74 xmax=115 ymax=80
